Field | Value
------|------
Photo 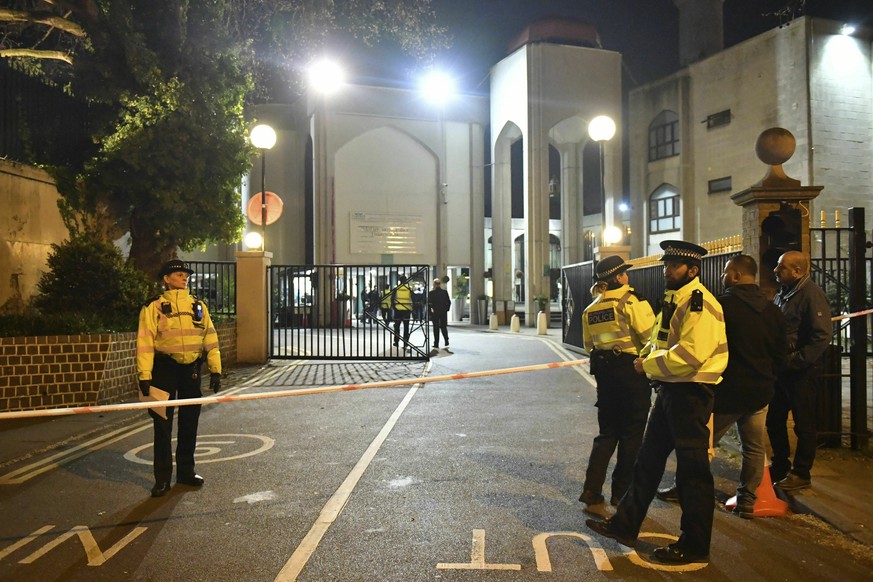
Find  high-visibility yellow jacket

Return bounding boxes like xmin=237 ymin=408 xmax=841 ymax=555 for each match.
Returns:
xmin=393 ymin=284 xmax=413 ymax=312
xmin=137 ymin=289 xmax=221 ymax=381
xmin=582 ymin=285 xmax=655 ymax=355
xmin=640 ymin=277 xmax=728 ymax=384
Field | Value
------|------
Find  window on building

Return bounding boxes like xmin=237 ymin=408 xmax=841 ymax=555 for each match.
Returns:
xmin=708 ymin=176 xmax=732 ymax=193
xmin=649 ymin=185 xmax=680 ymax=234
xmin=705 ymin=109 xmax=731 ymax=129
xmin=648 ymin=110 xmax=680 ymax=161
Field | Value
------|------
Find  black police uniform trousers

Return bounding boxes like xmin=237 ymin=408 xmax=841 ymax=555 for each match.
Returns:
xmin=393 ymin=310 xmax=411 ymax=347
xmin=583 ymin=352 xmax=652 ymax=500
xmin=431 ymin=312 xmax=449 ymax=347
xmin=766 ymin=366 xmax=818 ymax=481
xmin=610 ymin=381 xmax=715 ymax=557
xmin=150 ymin=355 xmax=203 ymax=483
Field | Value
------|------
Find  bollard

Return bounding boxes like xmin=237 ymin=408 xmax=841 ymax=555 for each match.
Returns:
xmin=489 ymin=313 xmax=498 ymax=330
xmin=537 ymin=311 xmax=548 ymax=335
xmin=510 ymin=314 xmax=520 ymax=332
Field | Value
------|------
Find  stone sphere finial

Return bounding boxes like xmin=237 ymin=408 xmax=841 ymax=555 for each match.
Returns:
xmin=754 ymin=127 xmax=800 ymax=187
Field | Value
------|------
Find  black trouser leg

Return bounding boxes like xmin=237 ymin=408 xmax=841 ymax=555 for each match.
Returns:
xmin=766 ymin=377 xmax=792 ymax=478
xmin=150 ymin=407 xmax=175 ymax=483
xmin=611 ymin=393 xmax=673 ymax=538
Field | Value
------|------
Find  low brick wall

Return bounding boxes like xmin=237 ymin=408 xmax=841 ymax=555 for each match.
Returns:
xmin=0 ymin=321 xmax=237 ymax=413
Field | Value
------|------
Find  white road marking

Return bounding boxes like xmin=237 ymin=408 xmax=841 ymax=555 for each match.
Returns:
xmin=0 ymin=525 xmax=55 ymax=561
xmin=123 ymin=434 xmax=275 ymax=465
xmin=436 ymin=529 xmax=521 ymax=571
xmin=387 ymin=477 xmax=416 ymax=489
xmin=233 ymin=491 xmax=277 ymax=504
xmin=274 ymin=363 xmax=431 ymax=582
xmin=532 ymin=531 xmax=613 ymax=572
xmin=0 ymin=385 xmax=253 ymax=484
xmin=0 ymin=422 xmax=151 ymax=485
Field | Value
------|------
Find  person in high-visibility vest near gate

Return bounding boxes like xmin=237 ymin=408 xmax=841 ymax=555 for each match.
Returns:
xmin=137 ymin=259 xmax=222 ymax=498
xmin=579 ymin=256 xmax=655 ymax=507
xmin=391 ymin=276 xmax=414 ymax=351
xmin=586 ymin=240 xmax=728 ymax=567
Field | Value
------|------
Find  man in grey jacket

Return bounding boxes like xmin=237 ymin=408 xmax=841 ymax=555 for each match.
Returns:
xmin=767 ymin=251 xmax=832 ymax=492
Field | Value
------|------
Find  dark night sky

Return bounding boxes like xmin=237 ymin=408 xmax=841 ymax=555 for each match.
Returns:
xmin=344 ymin=0 xmax=872 ymax=93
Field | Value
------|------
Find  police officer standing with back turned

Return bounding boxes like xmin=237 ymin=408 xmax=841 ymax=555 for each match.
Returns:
xmin=579 ymin=256 xmax=655 ymax=507
xmin=137 ymin=259 xmax=222 ymax=497
xmin=586 ymin=240 xmax=728 ymax=566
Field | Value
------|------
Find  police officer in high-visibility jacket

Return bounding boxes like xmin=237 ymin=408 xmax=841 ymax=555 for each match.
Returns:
xmin=586 ymin=240 xmax=728 ymax=566
xmin=579 ymin=256 xmax=655 ymax=507
xmin=137 ymin=259 xmax=222 ymax=497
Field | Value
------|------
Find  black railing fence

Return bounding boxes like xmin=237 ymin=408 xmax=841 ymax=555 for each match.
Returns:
xmin=268 ymin=264 xmax=430 ymax=360
xmin=188 ymin=261 xmax=237 ymax=318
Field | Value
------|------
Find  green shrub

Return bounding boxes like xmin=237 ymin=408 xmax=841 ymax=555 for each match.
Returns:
xmin=0 ymin=311 xmax=108 ymax=337
xmin=27 ymin=235 xmax=153 ymax=333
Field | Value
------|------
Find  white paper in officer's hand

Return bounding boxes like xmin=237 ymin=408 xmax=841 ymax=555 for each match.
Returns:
xmin=138 ymin=386 xmax=170 ymax=419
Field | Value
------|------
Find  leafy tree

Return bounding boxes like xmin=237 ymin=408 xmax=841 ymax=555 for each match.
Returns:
xmin=1 ymin=1 xmax=449 ymax=276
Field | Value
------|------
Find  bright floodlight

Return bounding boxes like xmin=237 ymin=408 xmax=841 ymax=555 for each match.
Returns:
xmin=250 ymin=124 xmax=276 ymax=150
xmin=840 ymin=24 xmax=856 ymax=36
xmin=421 ymin=71 xmax=456 ymax=104
xmin=308 ymin=59 xmax=345 ymax=96
xmin=603 ymin=225 xmax=624 ymax=245
xmin=244 ymin=231 xmax=264 ymax=250
xmin=618 ymin=201 xmax=629 ymax=213
xmin=588 ymin=115 xmax=616 ymax=142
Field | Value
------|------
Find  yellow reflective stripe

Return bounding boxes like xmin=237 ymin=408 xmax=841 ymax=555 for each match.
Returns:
xmin=672 ymin=344 xmax=702 ymax=369
xmin=136 ymin=346 xmax=155 ymax=354
xmin=712 ymin=342 xmax=729 ymax=355
xmin=655 ymin=358 xmax=672 ymax=378
xmin=160 ymin=328 xmax=207 ymax=338
xmin=705 ymin=302 xmax=725 ymax=321
xmin=156 ymin=346 xmax=205 ymax=354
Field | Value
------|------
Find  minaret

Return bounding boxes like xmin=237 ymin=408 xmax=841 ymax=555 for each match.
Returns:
xmin=672 ymin=0 xmax=725 ymax=66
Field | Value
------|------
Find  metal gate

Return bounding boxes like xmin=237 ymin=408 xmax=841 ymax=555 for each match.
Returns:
xmin=268 ymin=264 xmax=431 ymax=360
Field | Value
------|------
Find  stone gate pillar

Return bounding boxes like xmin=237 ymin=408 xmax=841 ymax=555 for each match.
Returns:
xmin=731 ymin=128 xmax=822 ymax=299
xmin=235 ymin=250 xmax=272 ymax=363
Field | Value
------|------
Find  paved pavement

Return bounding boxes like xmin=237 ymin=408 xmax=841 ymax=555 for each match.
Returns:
xmin=1 ymin=321 xmax=871 ymax=550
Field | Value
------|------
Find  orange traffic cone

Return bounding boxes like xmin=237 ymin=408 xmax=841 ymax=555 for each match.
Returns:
xmin=726 ymin=463 xmax=789 ymax=517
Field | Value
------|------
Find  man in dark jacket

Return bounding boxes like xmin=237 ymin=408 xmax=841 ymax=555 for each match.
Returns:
xmin=713 ymin=254 xmax=787 ymax=517
xmin=427 ymin=278 xmax=451 ymax=349
xmin=767 ymin=250 xmax=832 ymax=492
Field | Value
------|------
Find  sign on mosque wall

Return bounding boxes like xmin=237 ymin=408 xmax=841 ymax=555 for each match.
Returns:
xmin=350 ymin=212 xmax=422 ymax=254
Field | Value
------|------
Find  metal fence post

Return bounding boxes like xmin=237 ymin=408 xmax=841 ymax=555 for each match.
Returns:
xmin=848 ymin=207 xmax=869 ymax=450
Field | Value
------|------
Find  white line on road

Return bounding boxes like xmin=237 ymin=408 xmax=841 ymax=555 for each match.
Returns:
xmin=0 ymin=386 xmax=251 ymax=484
xmin=274 ymin=362 xmax=431 ymax=582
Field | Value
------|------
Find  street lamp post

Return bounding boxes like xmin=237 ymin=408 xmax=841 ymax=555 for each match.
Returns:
xmin=250 ymin=124 xmax=277 ymax=250
xmin=588 ymin=115 xmax=616 ymax=246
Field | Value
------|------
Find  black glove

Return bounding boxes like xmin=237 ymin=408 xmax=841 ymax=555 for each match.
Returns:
xmin=139 ymin=380 xmax=150 ymax=397
xmin=210 ymin=373 xmax=221 ymax=393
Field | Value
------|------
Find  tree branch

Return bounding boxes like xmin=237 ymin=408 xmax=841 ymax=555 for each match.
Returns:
xmin=0 ymin=8 xmax=87 ymax=38
xmin=0 ymin=48 xmax=73 ymax=64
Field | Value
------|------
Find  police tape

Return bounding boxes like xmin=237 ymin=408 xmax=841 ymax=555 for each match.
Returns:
xmin=831 ymin=308 xmax=873 ymax=322
xmin=0 ymin=358 xmax=589 ymax=421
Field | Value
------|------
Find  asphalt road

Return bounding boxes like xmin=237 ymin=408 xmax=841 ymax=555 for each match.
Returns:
xmin=1 ymin=328 xmax=872 ymax=581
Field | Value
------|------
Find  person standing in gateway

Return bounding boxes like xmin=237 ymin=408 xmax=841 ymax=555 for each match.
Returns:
xmin=137 ymin=259 xmax=222 ymax=497
xmin=428 ymin=278 xmax=451 ymax=349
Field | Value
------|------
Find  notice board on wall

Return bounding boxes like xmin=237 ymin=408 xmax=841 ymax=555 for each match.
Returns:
xmin=350 ymin=212 xmax=422 ymax=254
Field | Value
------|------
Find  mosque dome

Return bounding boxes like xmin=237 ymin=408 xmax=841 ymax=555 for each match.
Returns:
xmin=507 ymin=17 xmax=601 ymax=53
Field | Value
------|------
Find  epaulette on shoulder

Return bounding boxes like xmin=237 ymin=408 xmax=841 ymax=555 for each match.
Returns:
xmin=690 ymin=289 xmax=704 ymax=311
xmin=629 ymin=289 xmax=648 ymax=302
xmin=142 ymin=295 xmax=161 ymax=308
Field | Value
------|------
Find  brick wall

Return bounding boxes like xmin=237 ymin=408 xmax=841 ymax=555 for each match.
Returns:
xmin=0 ymin=321 xmax=237 ymax=413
